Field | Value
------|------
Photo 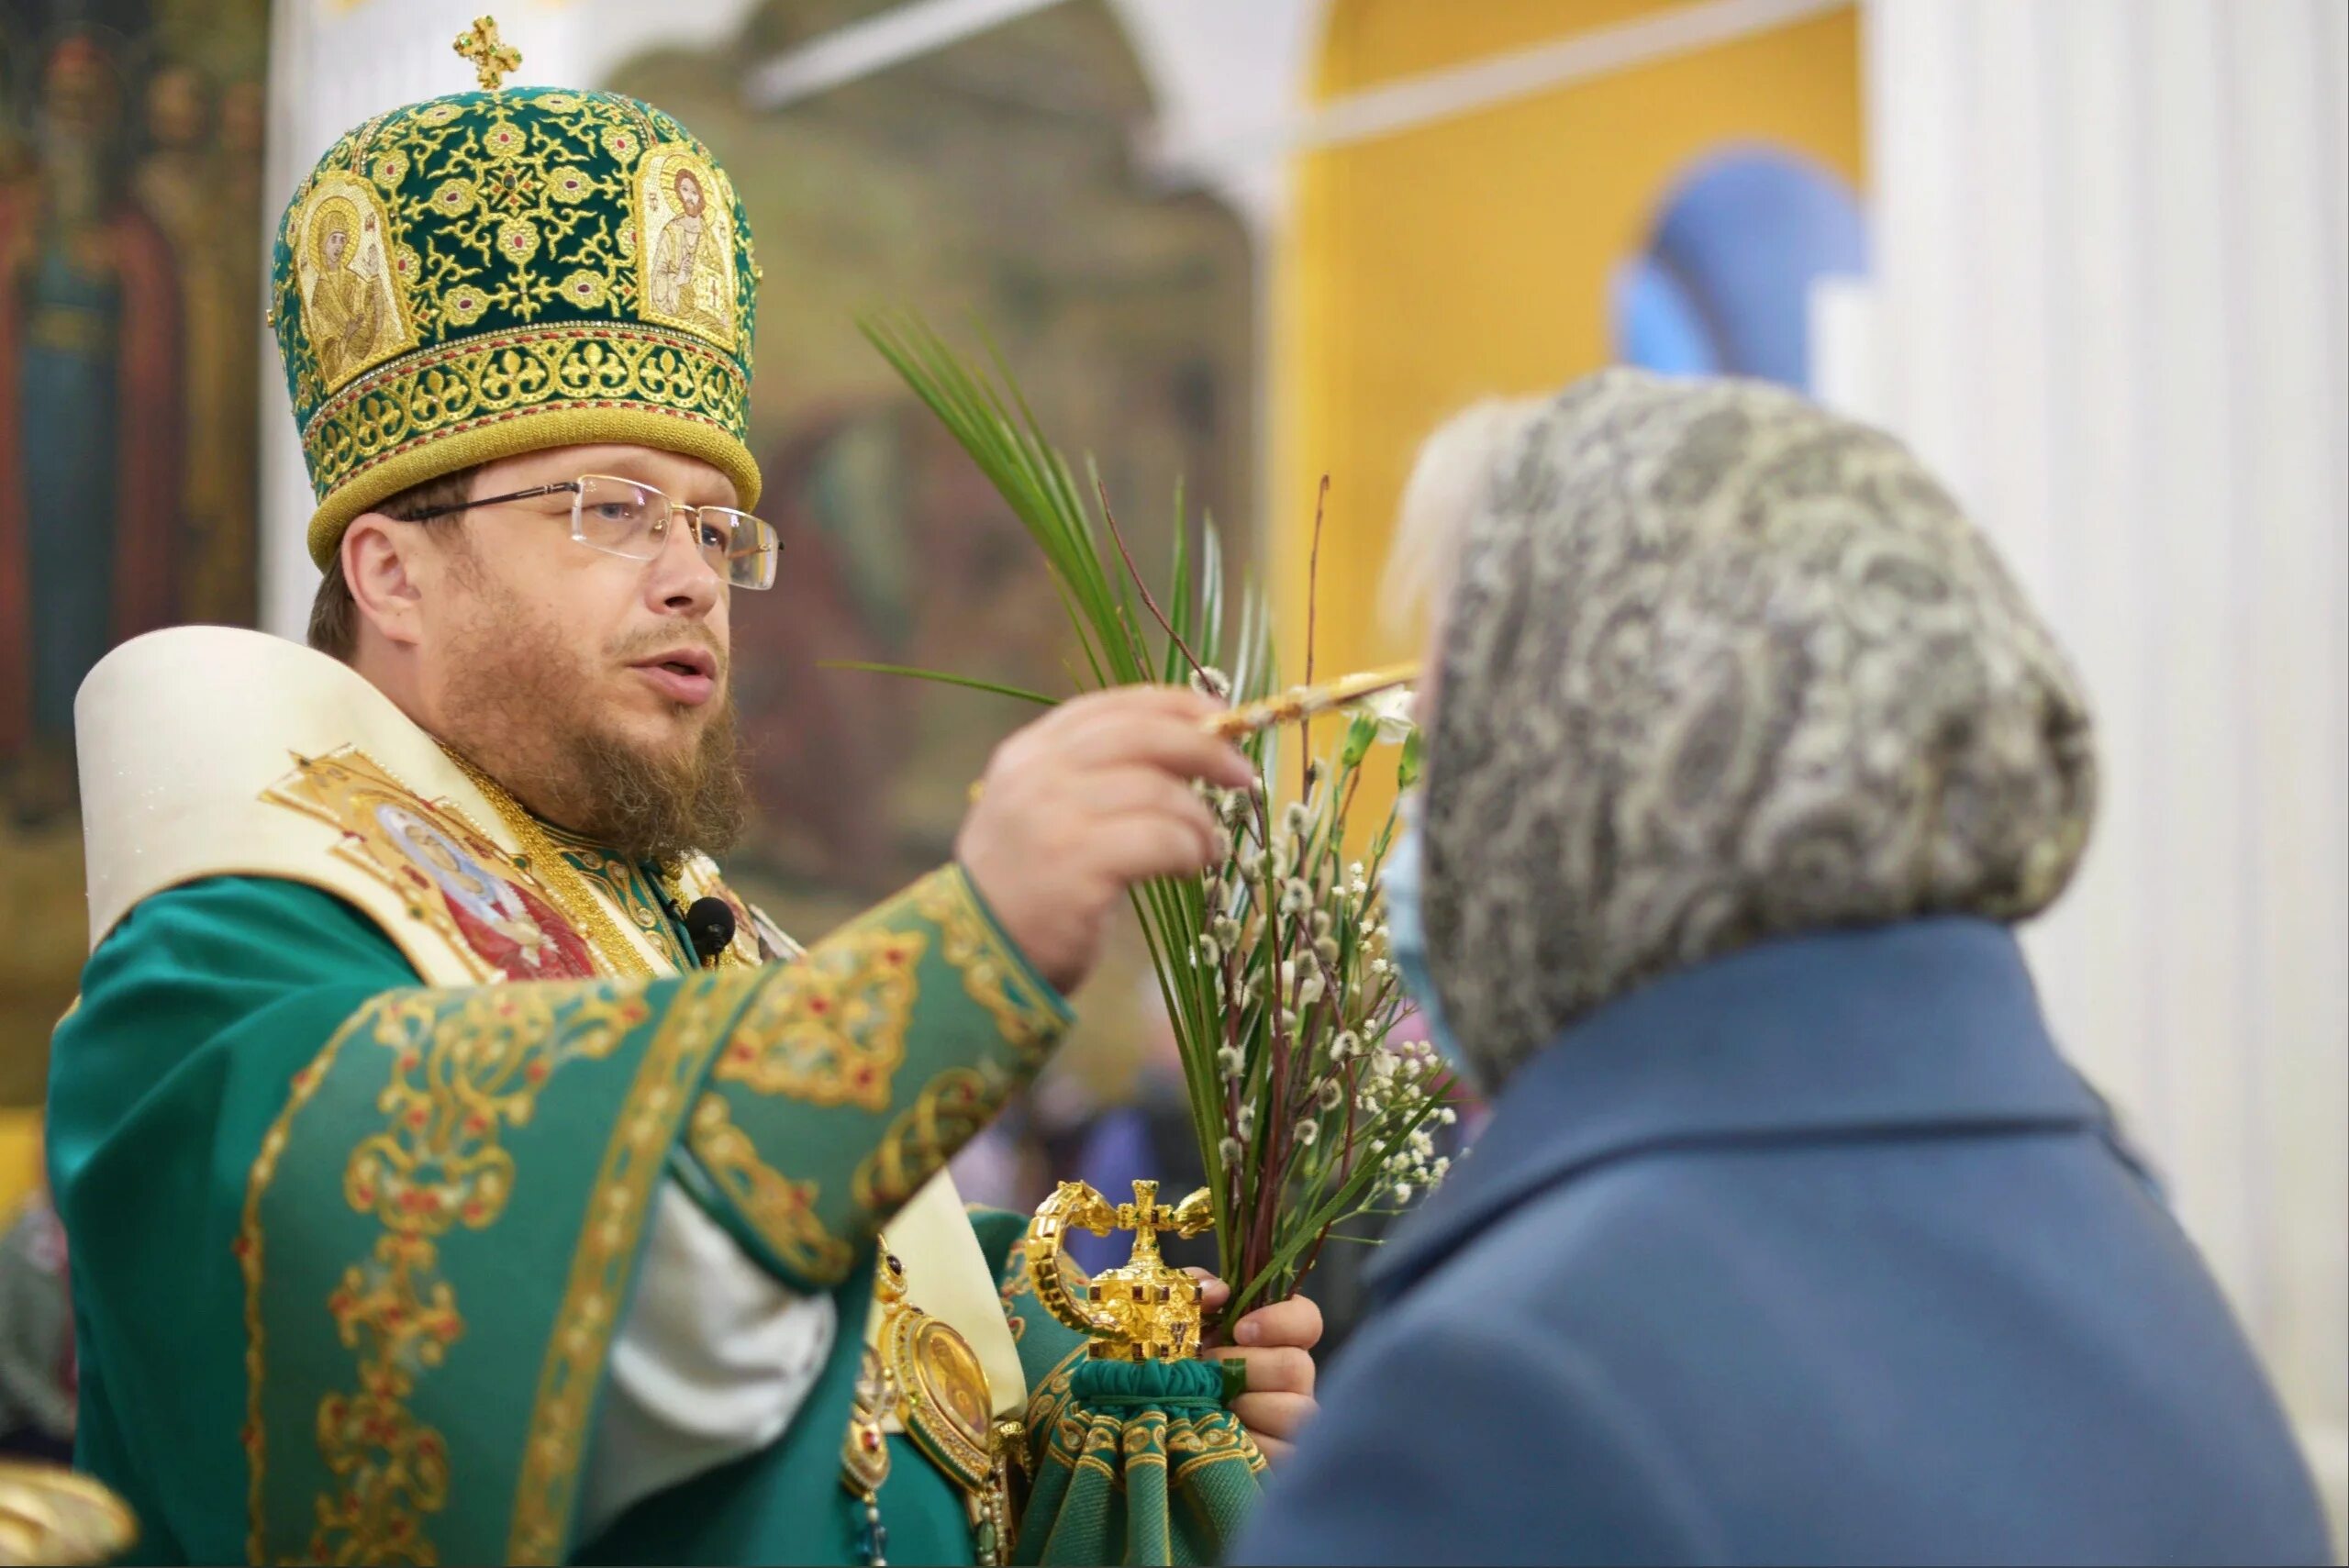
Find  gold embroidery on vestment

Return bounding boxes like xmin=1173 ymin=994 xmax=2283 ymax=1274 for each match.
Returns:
xmin=712 ymin=926 xmax=922 ymax=1111
xmin=262 ymin=747 xmax=593 ymax=983
xmin=911 ymin=871 xmax=1062 ymax=1062
xmin=507 ymin=971 xmax=748 ymax=1562
xmin=301 ymin=324 xmax=745 ymax=514
xmin=684 ymin=1093 xmax=855 ymax=1284
xmin=238 ymin=999 xmax=369 ymax=1564
xmin=441 ymin=750 xmax=655 ymax=981
xmin=314 ymin=984 xmax=649 ymax=1563
xmin=852 ymin=1066 xmax=1002 ymax=1218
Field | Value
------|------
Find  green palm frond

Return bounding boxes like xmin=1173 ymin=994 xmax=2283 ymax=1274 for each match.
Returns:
xmin=859 ymin=311 xmax=1453 ymax=1324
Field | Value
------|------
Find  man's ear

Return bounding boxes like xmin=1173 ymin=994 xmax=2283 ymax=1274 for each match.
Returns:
xmin=342 ymin=513 xmax=428 ymax=649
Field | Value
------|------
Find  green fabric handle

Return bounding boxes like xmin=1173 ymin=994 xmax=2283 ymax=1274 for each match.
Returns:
xmin=1069 ymin=1358 xmax=1228 ymax=1408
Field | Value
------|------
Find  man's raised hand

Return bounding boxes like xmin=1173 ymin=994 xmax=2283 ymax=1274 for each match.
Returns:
xmin=956 ymin=686 xmax=1252 ymax=994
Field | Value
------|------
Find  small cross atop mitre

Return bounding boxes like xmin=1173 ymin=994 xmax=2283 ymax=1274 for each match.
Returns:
xmin=453 ymin=15 xmax=522 ymax=92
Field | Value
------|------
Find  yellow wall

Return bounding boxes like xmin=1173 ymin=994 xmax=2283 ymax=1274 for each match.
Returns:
xmin=1273 ymin=0 xmax=1864 ymax=695
xmin=0 ymin=1108 xmax=42 ymax=1218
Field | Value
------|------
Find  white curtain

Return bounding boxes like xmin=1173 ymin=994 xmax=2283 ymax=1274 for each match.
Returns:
xmin=1846 ymin=0 xmax=2347 ymax=1536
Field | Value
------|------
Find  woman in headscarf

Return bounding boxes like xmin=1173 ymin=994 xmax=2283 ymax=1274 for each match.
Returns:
xmin=1237 ymin=372 xmax=2330 ymax=1566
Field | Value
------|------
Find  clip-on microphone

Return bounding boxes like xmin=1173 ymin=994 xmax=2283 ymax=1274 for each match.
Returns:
xmin=658 ymin=889 xmax=738 ymax=968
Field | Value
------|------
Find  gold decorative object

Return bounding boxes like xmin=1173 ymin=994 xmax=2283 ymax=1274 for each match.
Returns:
xmin=859 ymin=1247 xmax=1023 ymax=1567
xmin=1026 ymin=1179 xmax=1214 ymax=1362
xmin=840 ymin=1339 xmax=895 ymax=1565
xmin=0 ymin=1463 xmax=138 ymax=1566
xmin=451 ymin=16 xmax=521 ymax=91
xmin=1205 ymin=662 xmax=1419 ymax=740
xmin=840 ymin=1345 xmax=895 ymax=1499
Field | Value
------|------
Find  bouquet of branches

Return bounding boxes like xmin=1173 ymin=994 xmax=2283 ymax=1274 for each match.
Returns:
xmin=856 ymin=316 xmax=1463 ymax=1332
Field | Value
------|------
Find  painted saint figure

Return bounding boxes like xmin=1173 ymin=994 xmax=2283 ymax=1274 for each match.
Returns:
xmin=305 ymin=197 xmax=383 ymax=388
xmin=136 ymin=62 xmax=262 ymax=628
xmin=0 ymin=34 xmax=182 ymax=820
xmin=375 ymin=802 xmax=593 ymax=980
xmin=647 ymin=165 xmax=724 ymax=333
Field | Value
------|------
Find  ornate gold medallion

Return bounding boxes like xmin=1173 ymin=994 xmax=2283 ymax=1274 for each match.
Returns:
xmin=887 ymin=1307 xmax=994 ymax=1490
xmin=868 ymin=1244 xmax=1022 ymax=1566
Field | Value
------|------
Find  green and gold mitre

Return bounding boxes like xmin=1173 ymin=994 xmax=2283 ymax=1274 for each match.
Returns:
xmin=273 ymin=18 xmax=763 ymax=570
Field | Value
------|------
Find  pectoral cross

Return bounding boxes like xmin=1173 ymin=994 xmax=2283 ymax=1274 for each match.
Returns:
xmin=453 ymin=16 xmax=522 ymax=92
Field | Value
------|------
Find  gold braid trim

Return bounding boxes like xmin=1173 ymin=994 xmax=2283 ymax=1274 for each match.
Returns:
xmin=684 ymin=1094 xmax=855 ymax=1284
xmin=238 ymin=1000 xmax=370 ymax=1564
xmin=444 ymin=750 xmax=656 ymax=981
xmin=560 ymin=840 xmax=691 ymax=969
xmin=507 ymin=970 xmax=754 ymax=1562
xmin=1170 ymin=1416 xmax=1267 ymax=1483
xmin=851 ymin=1066 xmax=1002 ymax=1218
xmin=303 ymin=322 xmax=744 ymax=472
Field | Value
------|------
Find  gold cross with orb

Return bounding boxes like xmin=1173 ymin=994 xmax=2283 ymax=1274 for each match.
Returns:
xmin=453 ymin=16 xmax=522 ymax=91
xmin=1109 ymin=1180 xmax=1211 ymax=1267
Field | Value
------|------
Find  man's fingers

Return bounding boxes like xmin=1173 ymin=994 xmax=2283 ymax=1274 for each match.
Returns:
xmin=984 ymin=686 xmax=1218 ymax=776
xmin=1069 ymin=768 xmax=1222 ymax=843
xmin=1230 ymin=1392 xmax=1318 ymax=1447
xmin=1207 ymin=1344 xmax=1314 ymax=1396
xmin=1053 ymin=710 xmax=1254 ymax=790
xmin=1184 ymin=1268 xmax=1230 ymax=1310
xmin=1090 ymin=814 xmax=1223 ymax=884
xmin=1233 ymin=1294 xmax=1324 ymax=1352
xmin=956 ymin=687 xmax=1244 ymax=995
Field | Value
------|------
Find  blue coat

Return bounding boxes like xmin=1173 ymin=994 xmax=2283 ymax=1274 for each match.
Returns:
xmin=1237 ymin=919 xmax=2330 ymax=1565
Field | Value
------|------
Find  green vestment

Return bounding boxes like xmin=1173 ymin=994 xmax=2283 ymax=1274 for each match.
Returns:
xmin=48 ymin=868 xmax=1083 ymax=1565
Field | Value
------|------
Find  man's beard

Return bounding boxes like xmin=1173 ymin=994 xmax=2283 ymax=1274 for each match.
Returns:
xmin=439 ymin=586 xmax=751 ymax=868
xmin=557 ymin=698 xmax=751 ymax=865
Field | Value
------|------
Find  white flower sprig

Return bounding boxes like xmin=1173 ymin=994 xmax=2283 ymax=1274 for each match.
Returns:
xmin=1184 ymin=689 xmax=1461 ymax=1322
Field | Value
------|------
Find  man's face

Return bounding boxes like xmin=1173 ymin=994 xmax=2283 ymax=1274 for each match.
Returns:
xmin=406 ymin=442 xmax=748 ymax=857
xmin=675 ymin=172 xmax=703 ymax=216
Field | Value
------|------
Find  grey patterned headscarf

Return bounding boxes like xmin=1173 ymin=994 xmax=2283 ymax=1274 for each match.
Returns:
xmin=1421 ymin=370 xmax=2097 ymax=1088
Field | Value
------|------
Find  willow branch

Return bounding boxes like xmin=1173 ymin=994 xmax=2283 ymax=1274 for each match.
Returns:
xmin=1099 ymin=478 xmax=1210 ymax=685
xmin=1301 ymin=474 xmax=1328 ymax=794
